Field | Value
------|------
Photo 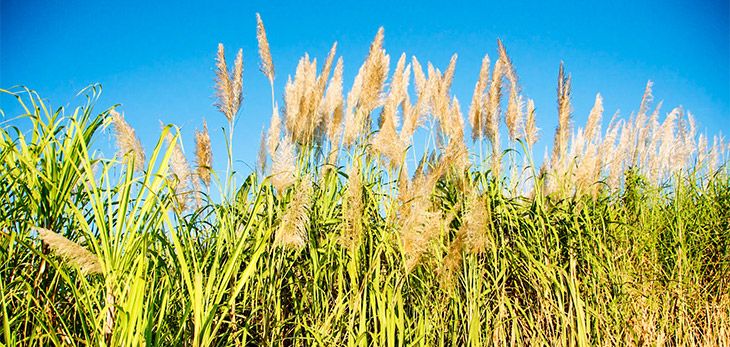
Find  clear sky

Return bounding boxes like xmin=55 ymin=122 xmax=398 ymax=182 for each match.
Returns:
xmin=2 ymin=0 xmax=728 ymax=178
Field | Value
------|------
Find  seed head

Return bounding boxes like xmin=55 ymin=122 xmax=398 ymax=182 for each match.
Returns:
xmin=275 ymin=179 xmax=312 ymax=249
xmin=194 ymin=119 xmax=212 ymax=187
xmin=214 ymin=44 xmax=244 ymax=123
xmin=35 ymin=227 xmax=102 ymax=275
xmin=256 ymin=13 xmax=275 ymax=84
xmin=110 ymin=110 xmax=145 ymax=172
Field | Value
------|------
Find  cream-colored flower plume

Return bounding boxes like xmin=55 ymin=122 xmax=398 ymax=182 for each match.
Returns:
xmin=35 ymin=227 xmax=102 ymax=275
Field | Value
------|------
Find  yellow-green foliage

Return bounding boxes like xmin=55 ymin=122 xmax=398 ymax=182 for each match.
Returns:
xmin=0 ymin=18 xmax=729 ymax=347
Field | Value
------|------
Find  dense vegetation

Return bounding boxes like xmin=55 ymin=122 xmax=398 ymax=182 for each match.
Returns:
xmin=1 ymin=16 xmax=728 ymax=346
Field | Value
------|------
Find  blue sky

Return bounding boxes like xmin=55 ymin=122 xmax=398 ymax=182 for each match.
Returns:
xmin=2 ymin=0 xmax=728 ymax=178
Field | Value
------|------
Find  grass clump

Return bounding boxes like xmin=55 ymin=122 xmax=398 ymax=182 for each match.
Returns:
xmin=1 ymin=15 xmax=728 ymax=346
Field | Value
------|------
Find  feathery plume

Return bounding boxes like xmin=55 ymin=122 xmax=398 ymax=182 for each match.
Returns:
xmin=194 ymin=119 xmax=212 ymax=187
xmin=358 ymin=28 xmax=389 ymax=115
xmin=275 ymin=179 xmax=312 ymax=249
xmin=609 ymin=120 xmax=631 ymax=191
xmin=271 ymin=134 xmax=297 ymax=193
xmin=672 ymin=111 xmax=697 ymax=172
xmin=320 ymin=57 xmax=344 ymax=143
xmin=574 ymin=135 xmax=601 ymax=197
xmin=638 ymin=80 xmax=654 ymax=118
xmin=710 ymin=134 xmax=721 ymax=170
xmin=343 ymin=67 xmax=364 ymax=146
xmin=585 ymin=94 xmax=604 ymax=142
xmin=468 ymin=54 xmax=490 ymax=141
xmin=214 ymin=44 xmax=244 ymax=124
xmin=340 ymin=160 xmax=363 ymax=251
xmin=486 ymin=54 xmax=506 ymax=175
xmin=644 ymin=102 xmax=663 ymax=181
xmin=400 ymin=205 xmax=441 ymax=273
xmin=658 ymin=108 xmax=680 ymax=176
xmin=630 ymin=81 xmax=654 ymax=167
xmin=697 ymin=133 xmax=708 ymax=165
xmin=427 ymin=63 xmax=437 ymax=87
xmin=598 ymin=117 xmax=619 ymax=186
xmin=398 ymin=160 xmax=444 ymax=272
xmin=256 ymin=13 xmax=275 ymax=84
xmin=317 ymin=42 xmax=338 ymax=91
xmin=485 ymin=46 xmax=506 ymax=140
xmin=399 ymin=56 xmax=432 ymax=143
xmin=343 ymin=27 xmax=390 ymax=145
xmin=571 ymin=94 xmax=603 ymax=197
xmin=568 ymin=129 xmax=585 ymax=168
xmin=233 ymin=50 xmax=244 ymax=110
xmin=501 ymin=41 xmax=524 ymax=141
xmin=214 ymin=43 xmax=232 ymax=114
xmin=550 ymin=62 xmax=572 ymax=176
xmin=164 ymin=125 xmax=192 ymax=212
xmin=446 ymin=97 xmax=469 ymax=172
xmin=431 ymin=55 xmax=458 ymax=142
xmin=593 ymin=117 xmax=613 ymax=182
xmin=257 ymin=127 xmax=267 ymax=176
xmin=329 ymin=103 xmax=344 ymax=148
xmin=373 ymin=53 xmax=410 ymax=165
xmin=383 ymin=53 xmax=410 ymax=128
xmin=524 ymin=99 xmax=539 ymax=148
xmin=537 ymin=148 xmax=551 ymax=191
xmin=371 ymin=118 xmax=404 ymax=167
xmin=461 ymin=190 xmax=489 ymax=254
xmin=686 ymin=112 xmax=698 ymax=155
xmin=442 ymin=54 xmax=458 ymax=92
xmin=284 ymin=54 xmax=318 ymax=144
xmin=411 ymin=56 xmax=428 ymax=96
xmin=284 ymin=46 xmax=340 ymax=146
xmin=35 ymin=227 xmax=101 ymax=275
xmin=439 ymin=231 xmax=464 ymax=288
xmin=110 ymin=110 xmax=146 ymax=172
xmin=267 ymin=103 xmax=282 ymax=158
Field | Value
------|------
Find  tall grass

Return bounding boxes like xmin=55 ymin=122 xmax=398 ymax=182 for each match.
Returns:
xmin=1 ymin=16 xmax=728 ymax=346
